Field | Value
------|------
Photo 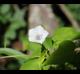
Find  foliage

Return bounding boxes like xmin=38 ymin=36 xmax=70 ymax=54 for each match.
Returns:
xmin=52 ymin=27 xmax=80 ymax=49
xmin=0 ymin=4 xmax=80 ymax=70
xmin=0 ymin=4 xmax=26 ymax=47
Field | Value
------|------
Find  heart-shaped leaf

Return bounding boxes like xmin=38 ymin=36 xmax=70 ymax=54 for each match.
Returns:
xmin=29 ymin=42 xmax=41 ymax=57
xmin=44 ymin=40 xmax=76 ymax=65
xmin=52 ymin=27 xmax=80 ymax=49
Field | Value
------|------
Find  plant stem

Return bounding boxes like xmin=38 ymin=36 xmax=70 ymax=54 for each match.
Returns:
xmin=4 ymin=38 xmax=7 ymax=48
xmin=0 ymin=55 xmax=28 ymax=59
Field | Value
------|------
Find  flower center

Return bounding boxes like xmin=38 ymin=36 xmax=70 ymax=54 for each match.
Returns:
xmin=36 ymin=34 xmax=42 ymax=40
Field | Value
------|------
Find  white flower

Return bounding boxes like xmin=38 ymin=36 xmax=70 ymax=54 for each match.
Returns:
xmin=28 ymin=25 xmax=49 ymax=44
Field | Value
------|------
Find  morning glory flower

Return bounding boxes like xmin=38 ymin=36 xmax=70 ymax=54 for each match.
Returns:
xmin=28 ymin=25 xmax=49 ymax=44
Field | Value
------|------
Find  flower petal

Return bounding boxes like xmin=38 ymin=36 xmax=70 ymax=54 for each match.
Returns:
xmin=28 ymin=25 xmax=49 ymax=44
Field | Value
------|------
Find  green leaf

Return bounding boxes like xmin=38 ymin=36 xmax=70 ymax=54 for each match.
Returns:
xmin=4 ymin=12 xmax=12 ymax=21
xmin=1 ymin=4 xmax=10 ymax=14
xmin=0 ymin=48 xmax=26 ymax=56
xmin=29 ymin=42 xmax=42 ymax=57
xmin=52 ymin=27 xmax=80 ymax=49
xmin=5 ymin=30 xmax=16 ymax=39
xmin=44 ymin=40 xmax=76 ymax=66
xmin=20 ymin=58 xmax=41 ymax=70
xmin=10 ymin=21 xmax=25 ymax=30
xmin=20 ymin=55 xmax=45 ymax=70
xmin=43 ymin=37 xmax=53 ymax=54
xmin=0 ymin=48 xmax=30 ymax=64
xmin=11 ymin=9 xmax=25 ymax=22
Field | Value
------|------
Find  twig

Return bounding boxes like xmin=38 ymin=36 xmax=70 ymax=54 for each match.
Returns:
xmin=57 ymin=4 xmax=80 ymax=31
